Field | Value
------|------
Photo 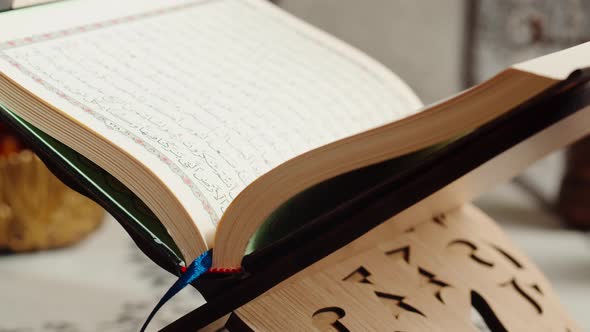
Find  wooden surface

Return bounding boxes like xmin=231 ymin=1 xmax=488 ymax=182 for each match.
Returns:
xmin=232 ymin=204 xmax=579 ymax=331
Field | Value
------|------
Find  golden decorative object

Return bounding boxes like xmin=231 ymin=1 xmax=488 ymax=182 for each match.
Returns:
xmin=0 ymin=149 xmax=104 ymax=252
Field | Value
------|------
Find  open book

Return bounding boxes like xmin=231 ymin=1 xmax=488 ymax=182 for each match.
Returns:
xmin=2 ymin=0 xmax=590 ymax=310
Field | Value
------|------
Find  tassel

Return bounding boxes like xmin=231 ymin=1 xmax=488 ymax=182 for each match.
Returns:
xmin=140 ymin=249 xmax=213 ymax=332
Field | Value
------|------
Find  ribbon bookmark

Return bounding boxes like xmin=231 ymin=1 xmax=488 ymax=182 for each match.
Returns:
xmin=140 ymin=249 xmax=213 ymax=332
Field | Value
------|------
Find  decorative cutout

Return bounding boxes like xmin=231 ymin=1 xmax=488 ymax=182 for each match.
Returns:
xmin=491 ymin=245 xmax=524 ymax=269
xmin=417 ymin=267 xmax=451 ymax=304
xmin=404 ymin=226 xmax=416 ymax=233
xmin=448 ymin=239 xmax=495 ymax=268
xmin=500 ymin=278 xmax=543 ymax=315
xmin=531 ymin=283 xmax=543 ymax=295
xmin=432 ymin=214 xmax=447 ymax=227
xmin=374 ymin=291 xmax=426 ymax=319
xmin=342 ymin=265 xmax=426 ymax=319
xmin=236 ymin=205 xmax=581 ymax=331
xmin=471 ymin=291 xmax=508 ymax=332
xmin=342 ymin=266 xmax=372 ymax=284
xmin=385 ymin=245 xmax=411 ymax=264
xmin=312 ymin=307 xmax=350 ymax=332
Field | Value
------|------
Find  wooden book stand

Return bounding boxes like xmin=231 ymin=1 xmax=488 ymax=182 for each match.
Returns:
xmin=203 ymin=204 xmax=580 ymax=331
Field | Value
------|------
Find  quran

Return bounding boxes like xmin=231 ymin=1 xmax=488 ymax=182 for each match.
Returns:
xmin=1 ymin=0 xmax=590 ymax=330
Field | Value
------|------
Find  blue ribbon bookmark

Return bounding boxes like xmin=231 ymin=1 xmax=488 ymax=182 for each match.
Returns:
xmin=140 ymin=250 xmax=213 ymax=332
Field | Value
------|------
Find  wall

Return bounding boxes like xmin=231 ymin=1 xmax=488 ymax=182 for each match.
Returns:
xmin=279 ymin=0 xmax=465 ymax=104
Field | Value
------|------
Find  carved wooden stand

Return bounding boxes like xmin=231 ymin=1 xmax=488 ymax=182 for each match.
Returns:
xmin=203 ymin=204 xmax=580 ymax=331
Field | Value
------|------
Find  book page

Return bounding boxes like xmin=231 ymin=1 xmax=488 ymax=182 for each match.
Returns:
xmin=513 ymin=41 xmax=590 ymax=80
xmin=0 ymin=0 xmax=422 ymax=244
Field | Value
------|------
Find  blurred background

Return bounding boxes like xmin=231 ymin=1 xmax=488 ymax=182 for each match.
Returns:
xmin=281 ymin=0 xmax=590 ymax=328
xmin=1 ymin=0 xmax=589 ymax=331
